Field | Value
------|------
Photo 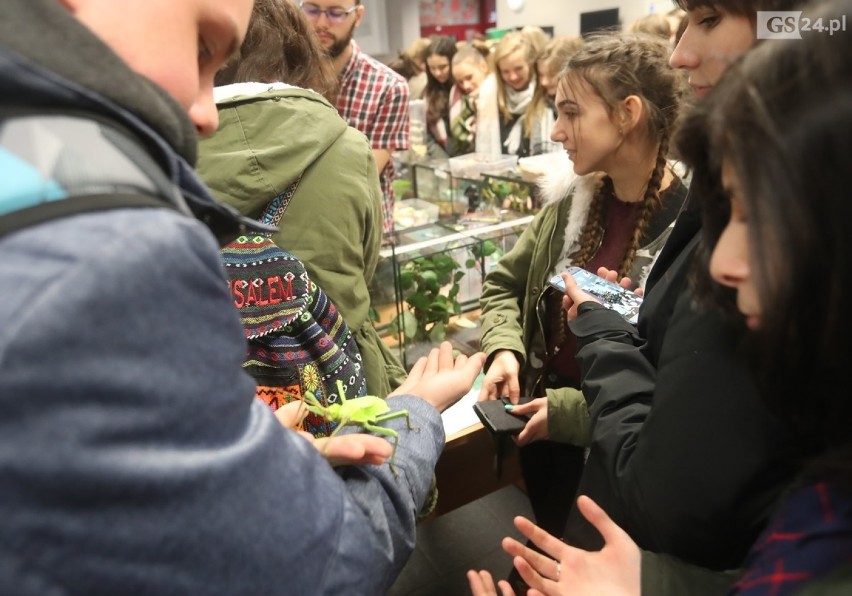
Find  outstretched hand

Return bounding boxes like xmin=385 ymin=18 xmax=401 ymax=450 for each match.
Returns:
xmin=274 ymin=401 xmax=394 ymax=466
xmin=468 ymin=496 xmax=641 ymax=596
xmin=467 ymin=569 xmax=516 ymax=596
xmin=390 ymin=341 xmax=485 ymax=413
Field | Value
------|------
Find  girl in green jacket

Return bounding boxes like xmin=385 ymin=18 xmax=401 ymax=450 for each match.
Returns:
xmin=477 ymin=34 xmax=689 ymax=538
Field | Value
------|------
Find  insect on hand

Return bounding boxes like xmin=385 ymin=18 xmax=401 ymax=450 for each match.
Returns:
xmin=302 ymin=381 xmax=415 ymax=475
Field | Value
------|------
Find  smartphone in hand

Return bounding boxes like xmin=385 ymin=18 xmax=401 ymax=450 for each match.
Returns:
xmin=548 ymin=266 xmax=642 ymax=325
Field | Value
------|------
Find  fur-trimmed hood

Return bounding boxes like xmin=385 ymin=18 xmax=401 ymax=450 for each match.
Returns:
xmin=536 ymin=153 xmax=600 ymax=262
xmin=535 ymin=155 xmax=689 ymax=288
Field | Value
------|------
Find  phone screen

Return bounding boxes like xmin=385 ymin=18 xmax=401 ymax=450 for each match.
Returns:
xmin=548 ymin=267 xmax=642 ymax=325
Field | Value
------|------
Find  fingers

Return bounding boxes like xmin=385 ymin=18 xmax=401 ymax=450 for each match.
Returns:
xmin=513 ymin=516 xmax=569 ymax=564
xmin=478 ymin=381 xmax=498 ymax=402
xmin=438 ymin=340 xmax=454 ymax=371
xmin=274 ymin=400 xmax=306 ymax=428
xmin=314 ymin=435 xmax=393 ymax=467
xmin=507 ymin=397 xmax=544 ymax=415
xmin=576 ymin=495 xmax=631 ymax=546
xmin=467 ymin=570 xmax=499 ymax=596
xmin=596 ymin=266 xmax=618 ymax=282
xmin=501 ymin=529 xmax=556 ymax=575
xmin=424 ymin=342 xmax=441 ymax=375
xmin=464 ymin=352 xmax=487 ymax=378
xmin=506 ymin=375 xmax=521 ymax=403
xmin=513 ymin=556 xmax=552 ymax=594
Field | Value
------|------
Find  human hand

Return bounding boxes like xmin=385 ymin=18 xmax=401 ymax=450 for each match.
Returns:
xmin=466 ymin=569 xmax=516 ymax=596
xmin=502 ymin=496 xmax=641 ymax=596
xmin=478 ymin=350 xmax=521 ymax=403
xmin=390 ymin=341 xmax=485 ymax=413
xmin=560 ymin=272 xmax=598 ymax=320
xmin=596 ymin=267 xmax=644 ymax=297
xmin=510 ymin=397 xmax=549 ymax=446
xmin=274 ymin=401 xmax=393 ymax=466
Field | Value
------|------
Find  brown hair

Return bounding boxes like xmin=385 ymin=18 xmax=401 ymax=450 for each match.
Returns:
xmin=423 ymin=36 xmax=458 ymax=128
xmin=561 ymin=34 xmax=687 ymax=277
xmin=628 ymin=13 xmax=672 ymax=40
xmin=672 ymin=0 xmax=802 ymax=15
xmin=215 ymin=0 xmax=339 ymax=104
xmin=523 ymin=36 xmax=583 ymax=142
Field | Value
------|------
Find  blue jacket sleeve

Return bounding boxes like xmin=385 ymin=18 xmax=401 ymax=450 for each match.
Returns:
xmin=0 ymin=209 xmax=442 ymax=595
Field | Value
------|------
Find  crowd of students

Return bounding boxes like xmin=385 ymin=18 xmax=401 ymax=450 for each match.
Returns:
xmin=2 ymin=0 xmax=852 ymax=594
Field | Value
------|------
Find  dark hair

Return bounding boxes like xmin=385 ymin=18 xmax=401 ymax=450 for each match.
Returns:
xmin=559 ymin=34 xmax=688 ymax=277
xmin=677 ymin=0 xmax=852 ymax=480
xmin=389 ymin=51 xmax=420 ymax=80
xmin=672 ymin=0 xmax=802 ymax=14
xmin=215 ymin=0 xmax=339 ymax=104
xmin=423 ymin=36 xmax=457 ymax=128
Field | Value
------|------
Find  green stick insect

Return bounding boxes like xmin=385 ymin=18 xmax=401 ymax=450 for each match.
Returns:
xmin=301 ymin=381 xmax=415 ymax=475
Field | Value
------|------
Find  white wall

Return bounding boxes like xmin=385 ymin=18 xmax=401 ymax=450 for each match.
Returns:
xmin=496 ymin=0 xmax=671 ymax=37
xmin=353 ymin=0 xmax=390 ymax=57
xmin=355 ymin=0 xmax=674 ymax=64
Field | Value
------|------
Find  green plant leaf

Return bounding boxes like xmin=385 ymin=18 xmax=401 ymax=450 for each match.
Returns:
xmin=398 ymin=270 xmax=414 ymax=290
xmin=407 ymin=294 xmax=430 ymax=310
xmin=429 ymin=322 xmax=446 ymax=342
xmin=480 ymin=240 xmax=497 ymax=256
xmin=398 ymin=311 xmax=419 ymax=338
xmin=419 ymin=270 xmax=440 ymax=291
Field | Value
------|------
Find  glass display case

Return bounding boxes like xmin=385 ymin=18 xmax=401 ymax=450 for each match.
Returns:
xmin=481 ymin=170 xmax=542 ymax=215
xmin=370 ymin=214 xmax=533 ymax=369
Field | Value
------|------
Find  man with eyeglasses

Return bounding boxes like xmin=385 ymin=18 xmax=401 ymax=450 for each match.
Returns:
xmin=301 ymin=0 xmax=410 ymax=237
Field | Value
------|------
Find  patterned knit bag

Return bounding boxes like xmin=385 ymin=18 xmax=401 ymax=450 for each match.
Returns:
xmin=220 ymin=182 xmax=366 ymax=437
xmin=221 ymin=235 xmax=366 ymax=436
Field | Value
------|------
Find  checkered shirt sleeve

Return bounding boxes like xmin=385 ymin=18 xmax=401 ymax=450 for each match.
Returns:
xmin=338 ymin=44 xmax=410 ymax=236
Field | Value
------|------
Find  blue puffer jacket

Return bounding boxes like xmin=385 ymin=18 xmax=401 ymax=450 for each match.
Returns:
xmin=0 ymin=1 xmax=443 ymax=594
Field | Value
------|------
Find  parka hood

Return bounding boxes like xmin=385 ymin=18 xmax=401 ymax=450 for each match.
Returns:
xmin=198 ymin=84 xmax=351 ymax=207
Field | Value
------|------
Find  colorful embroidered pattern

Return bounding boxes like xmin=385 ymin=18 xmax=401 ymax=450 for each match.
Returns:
xmin=221 ymin=235 xmax=367 ymax=437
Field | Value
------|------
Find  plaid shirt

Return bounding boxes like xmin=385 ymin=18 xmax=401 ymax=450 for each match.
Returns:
xmin=337 ymin=41 xmax=409 ymax=236
xmin=733 ymin=481 xmax=852 ymax=595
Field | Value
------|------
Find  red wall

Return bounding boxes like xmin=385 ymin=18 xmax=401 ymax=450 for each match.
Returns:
xmin=420 ymin=0 xmax=496 ymax=41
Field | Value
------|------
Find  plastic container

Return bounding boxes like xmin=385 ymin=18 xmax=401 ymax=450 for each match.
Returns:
xmin=393 ymin=198 xmax=439 ymax=229
xmin=448 ymin=152 xmax=519 ymax=180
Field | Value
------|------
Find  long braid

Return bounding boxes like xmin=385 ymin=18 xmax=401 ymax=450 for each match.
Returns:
xmin=619 ymin=134 xmax=669 ymax=277
xmin=556 ymin=33 xmax=688 ymax=279
xmin=570 ymin=176 xmax=612 ymax=267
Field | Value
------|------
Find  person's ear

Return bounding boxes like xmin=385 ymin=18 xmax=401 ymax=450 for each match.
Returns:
xmin=353 ymin=4 xmax=365 ymax=28
xmin=618 ymin=95 xmax=644 ymax=135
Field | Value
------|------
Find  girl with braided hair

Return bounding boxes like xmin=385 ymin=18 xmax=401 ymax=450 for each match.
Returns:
xmin=477 ymin=33 xmax=689 ymax=541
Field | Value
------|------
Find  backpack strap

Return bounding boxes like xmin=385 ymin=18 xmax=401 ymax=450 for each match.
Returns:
xmin=259 ymin=176 xmax=302 ymax=227
xmin=0 ymin=112 xmax=273 ymax=244
xmin=0 ymin=113 xmax=190 ymax=238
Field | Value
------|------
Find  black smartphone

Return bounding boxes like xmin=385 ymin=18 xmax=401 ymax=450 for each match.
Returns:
xmin=473 ymin=396 xmax=533 ymax=436
xmin=548 ymin=266 xmax=643 ymax=325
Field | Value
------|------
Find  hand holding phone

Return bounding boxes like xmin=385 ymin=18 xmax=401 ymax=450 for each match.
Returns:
xmin=548 ymin=266 xmax=642 ymax=325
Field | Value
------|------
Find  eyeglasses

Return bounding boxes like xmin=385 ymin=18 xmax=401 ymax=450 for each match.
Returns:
xmin=299 ymin=2 xmax=359 ymax=24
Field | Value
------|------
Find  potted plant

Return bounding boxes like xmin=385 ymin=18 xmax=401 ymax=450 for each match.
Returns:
xmin=389 ymin=252 xmax=465 ymax=346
